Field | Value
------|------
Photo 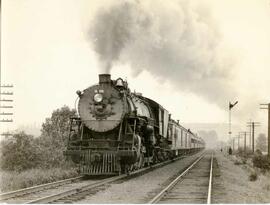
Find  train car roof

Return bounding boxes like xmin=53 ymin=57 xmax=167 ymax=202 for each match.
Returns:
xmin=134 ymin=93 xmax=204 ymax=143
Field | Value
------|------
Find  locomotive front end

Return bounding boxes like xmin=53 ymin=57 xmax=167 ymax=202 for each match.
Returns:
xmin=66 ymin=74 xmax=133 ymax=175
xmin=77 ymin=74 xmax=126 ymax=132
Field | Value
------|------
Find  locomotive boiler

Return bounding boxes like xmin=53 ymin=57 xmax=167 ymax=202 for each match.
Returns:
xmin=65 ymin=74 xmax=204 ymax=175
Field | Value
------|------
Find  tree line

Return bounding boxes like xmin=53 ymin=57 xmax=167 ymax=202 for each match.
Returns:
xmin=0 ymin=106 xmax=76 ymax=172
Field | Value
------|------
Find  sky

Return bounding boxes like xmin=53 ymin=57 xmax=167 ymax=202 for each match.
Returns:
xmin=1 ymin=0 xmax=270 ymax=141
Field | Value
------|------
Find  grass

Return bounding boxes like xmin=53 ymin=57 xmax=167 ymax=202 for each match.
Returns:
xmin=0 ymin=167 xmax=79 ymax=193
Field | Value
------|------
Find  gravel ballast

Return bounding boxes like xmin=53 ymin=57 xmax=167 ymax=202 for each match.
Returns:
xmin=78 ymin=150 xmax=270 ymax=203
xmin=78 ymin=151 xmax=204 ymax=203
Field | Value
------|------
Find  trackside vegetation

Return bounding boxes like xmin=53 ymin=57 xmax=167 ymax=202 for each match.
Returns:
xmin=0 ymin=106 xmax=79 ymax=192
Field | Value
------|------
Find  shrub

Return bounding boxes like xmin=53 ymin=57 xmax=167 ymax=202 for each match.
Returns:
xmin=235 ymin=148 xmax=253 ymax=159
xmin=0 ymin=132 xmax=41 ymax=171
xmin=255 ymin=149 xmax=262 ymax=155
xmin=36 ymin=106 xmax=76 ymax=168
xmin=252 ymin=150 xmax=270 ymax=170
xmin=242 ymin=158 xmax=247 ymax=164
xmin=0 ymin=106 xmax=76 ymax=171
xmin=264 ymin=184 xmax=270 ymax=191
xmin=249 ymin=172 xmax=258 ymax=181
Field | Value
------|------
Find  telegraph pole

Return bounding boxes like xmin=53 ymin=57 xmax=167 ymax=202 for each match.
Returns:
xmin=239 ymin=132 xmax=247 ymax=152
xmin=244 ymin=132 xmax=246 ymax=152
xmin=260 ymin=103 xmax=270 ymax=157
xmin=239 ymin=131 xmax=250 ymax=153
xmin=233 ymin=136 xmax=239 ymax=153
xmin=0 ymin=85 xmax=14 ymax=123
xmin=237 ymin=133 xmax=242 ymax=150
xmin=252 ymin=123 xmax=255 ymax=152
xmin=268 ymin=105 xmax=270 ymax=157
xmin=249 ymin=119 xmax=252 ymax=149
xmin=238 ymin=134 xmax=240 ymax=149
xmin=0 ymin=59 xmax=14 ymax=134
xmin=247 ymin=121 xmax=260 ymax=153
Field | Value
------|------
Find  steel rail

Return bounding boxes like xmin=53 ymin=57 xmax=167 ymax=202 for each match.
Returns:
xmin=148 ymin=153 xmax=205 ymax=204
xmin=24 ymin=153 xmax=196 ymax=204
xmin=0 ymin=176 xmax=83 ymax=200
xmin=26 ymin=175 xmax=125 ymax=204
xmin=207 ymin=152 xmax=214 ymax=204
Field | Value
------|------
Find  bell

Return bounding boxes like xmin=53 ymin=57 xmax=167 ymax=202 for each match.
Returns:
xmin=116 ymin=78 xmax=124 ymax=87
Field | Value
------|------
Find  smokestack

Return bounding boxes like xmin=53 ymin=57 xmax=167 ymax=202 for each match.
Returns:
xmin=99 ymin=74 xmax=111 ymax=84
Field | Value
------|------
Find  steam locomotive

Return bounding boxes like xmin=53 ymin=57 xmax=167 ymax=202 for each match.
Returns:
xmin=65 ymin=74 xmax=205 ymax=175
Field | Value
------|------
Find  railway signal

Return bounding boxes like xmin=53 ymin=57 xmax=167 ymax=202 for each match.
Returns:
xmin=229 ymin=101 xmax=238 ymax=109
xmin=260 ymin=103 xmax=270 ymax=157
xmin=228 ymin=101 xmax=238 ymax=140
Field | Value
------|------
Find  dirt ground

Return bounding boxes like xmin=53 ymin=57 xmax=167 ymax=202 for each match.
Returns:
xmin=213 ymin=151 xmax=270 ymax=203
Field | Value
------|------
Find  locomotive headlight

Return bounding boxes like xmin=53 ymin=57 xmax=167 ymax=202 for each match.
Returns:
xmin=94 ymin=93 xmax=103 ymax=103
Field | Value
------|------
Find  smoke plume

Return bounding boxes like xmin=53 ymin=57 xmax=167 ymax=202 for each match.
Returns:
xmin=89 ymin=0 xmax=237 ymax=109
xmin=90 ymin=1 xmax=151 ymax=73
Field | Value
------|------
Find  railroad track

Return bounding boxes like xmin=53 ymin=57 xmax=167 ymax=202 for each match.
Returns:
xmin=0 ymin=176 xmax=91 ymax=204
xmin=148 ymin=151 xmax=214 ymax=204
xmin=0 ymin=152 xmax=198 ymax=204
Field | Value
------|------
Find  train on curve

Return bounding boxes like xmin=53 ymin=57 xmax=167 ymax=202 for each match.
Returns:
xmin=65 ymin=74 xmax=205 ymax=175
